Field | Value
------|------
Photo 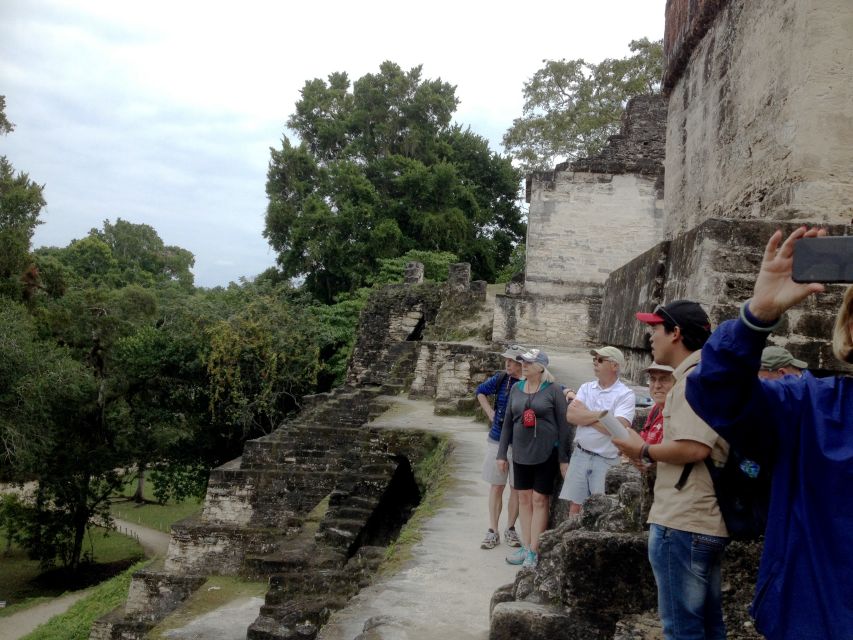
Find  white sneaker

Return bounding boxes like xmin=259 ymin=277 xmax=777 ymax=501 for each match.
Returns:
xmin=480 ymin=529 xmax=500 ymax=549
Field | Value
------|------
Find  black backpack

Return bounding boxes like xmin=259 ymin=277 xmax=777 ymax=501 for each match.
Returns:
xmin=676 ymin=441 xmax=772 ymax=541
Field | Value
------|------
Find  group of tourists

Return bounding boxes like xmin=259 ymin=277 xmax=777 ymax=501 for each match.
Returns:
xmin=475 ymin=228 xmax=852 ymax=640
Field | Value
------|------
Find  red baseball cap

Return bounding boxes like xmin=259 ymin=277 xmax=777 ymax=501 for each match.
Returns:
xmin=635 ymin=300 xmax=711 ymax=339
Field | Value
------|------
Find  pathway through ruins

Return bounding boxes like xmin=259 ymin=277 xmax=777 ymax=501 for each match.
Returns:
xmin=154 ymin=348 xmax=608 ymax=640
xmin=317 ymin=348 xmax=597 ymax=640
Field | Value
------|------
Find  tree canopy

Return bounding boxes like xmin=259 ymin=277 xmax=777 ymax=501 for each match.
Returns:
xmin=503 ymin=38 xmax=664 ymax=173
xmin=264 ymin=61 xmax=525 ymax=303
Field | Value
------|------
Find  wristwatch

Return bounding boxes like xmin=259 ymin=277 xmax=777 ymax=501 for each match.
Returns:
xmin=641 ymin=443 xmax=654 ymax=464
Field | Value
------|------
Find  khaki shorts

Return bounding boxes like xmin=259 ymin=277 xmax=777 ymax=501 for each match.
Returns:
xmin=482 ymin=436 xmax=514 ymax=486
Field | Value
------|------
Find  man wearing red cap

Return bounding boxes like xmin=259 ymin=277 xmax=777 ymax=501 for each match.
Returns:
xmin=613 ymin=300 xmax=729 ymax=640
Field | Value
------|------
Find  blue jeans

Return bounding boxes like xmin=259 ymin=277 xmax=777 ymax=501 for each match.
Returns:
xmin=648 ymin=524 xmax=728 ymax=640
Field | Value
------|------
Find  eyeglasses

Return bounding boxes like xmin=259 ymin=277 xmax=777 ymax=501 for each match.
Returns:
xmin=593 ymin=357 xmax=613 ymax=364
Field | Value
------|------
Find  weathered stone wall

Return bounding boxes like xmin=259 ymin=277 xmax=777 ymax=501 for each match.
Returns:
xmin=664 ymin=0 xmax=853 ymax=239
xmin=600 ymin=219 xmax=853 ymax=382
xmin=524 ymin=173 xmax=664 ymax=296
xmin=569 ymin=95 xmax=667 ymax=177
xmin=124 ymin=571 xmax=207 ymax=622
xmin=409 ymin=342 xmax=501 ymax=413
xmin=347 ymin=283 xmax=442 ymax=386
xmin=502 ymin=96 xmax=667 ymax=350
xmin=492 ymin=292 xmax=602 ymax=349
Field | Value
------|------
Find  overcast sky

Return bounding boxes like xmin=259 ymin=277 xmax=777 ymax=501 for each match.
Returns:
xmin=0 ymin=0 xmax=665 ymax=287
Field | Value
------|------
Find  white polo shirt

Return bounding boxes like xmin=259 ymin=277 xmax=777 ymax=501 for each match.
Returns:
xmin=573 ymin=378 xmax=636 ymax=458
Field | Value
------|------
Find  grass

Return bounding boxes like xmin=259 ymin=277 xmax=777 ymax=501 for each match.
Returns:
xmin=147 ymin=576 xmax=268 ymax=639
xmin=381 ymin=435 xmax=453 ymax=574
xmin=0 ymin=529 xmax=144 ymax=618
xmin=110 ymin=473 xmax=203 ymax=532
xmin=19 ymin=558 xmax=150 ymax=640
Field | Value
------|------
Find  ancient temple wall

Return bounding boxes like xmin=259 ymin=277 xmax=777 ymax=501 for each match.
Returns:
xmin=525 ymin=172 xmax=664 ymax=297
xmin=664 ymin=0 xmax=853 ymax=237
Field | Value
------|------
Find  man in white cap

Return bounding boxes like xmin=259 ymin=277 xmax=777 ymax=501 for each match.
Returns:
xmin=559 ymin=345 xmax=635 ymax=514
xmin=475 ymin=345 xmax=524 ymax=549
xmin=758 ymin=345 xmax=807 ymax=380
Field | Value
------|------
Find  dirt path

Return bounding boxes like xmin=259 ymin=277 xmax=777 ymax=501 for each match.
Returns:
xmin=0 ymin=520 xmax=169 ymax=640
xmin=112 ymin=517 xmax=171 ymax=558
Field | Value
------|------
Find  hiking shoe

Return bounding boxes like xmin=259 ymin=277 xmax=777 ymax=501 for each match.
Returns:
xmin=505 ymin=546 xmax=527 ymax=565
xmin=522 ymin=549 xmax=539 ymax=568
xmin=480 ymin=529 xmax=500 ymax=549
xmin=504 ymin=527 xmax=521 ymax=547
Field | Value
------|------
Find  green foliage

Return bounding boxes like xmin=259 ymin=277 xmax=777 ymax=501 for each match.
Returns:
xmin=503 ymin=38 xmax=664 ymax=172
xmin=370 ymin=249 xmax=458 ymax=286
xmin=149 ymin=463 xmax=208 ymax=505
xmin=205 ymin=290 xmax=323 ymax=436
xmin=265 ymin=61 xmax=525 ymax=302
xmin=496 ymin=243 xmax=525 ymax=283
xmin=0 ymin=95 xmax=13 ymax=136
xmin=0 ymin=157 xmax=45 ymax=299
xmin=19 ymin=558 xmax=149 ymax=640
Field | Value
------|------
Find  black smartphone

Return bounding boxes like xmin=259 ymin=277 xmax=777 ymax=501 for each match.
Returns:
xmin=792 ymin=236 xmax=853 ymax=283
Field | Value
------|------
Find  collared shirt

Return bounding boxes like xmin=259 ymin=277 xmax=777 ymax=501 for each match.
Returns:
xmin=475 ymin=372 xmax=519 ymax=442
xmin=648 ymin=350 xmax=728 ymax=537
xmin=573 ymin=378 xmax=635 ymax=457
xmin=686 ymin=318 xmax=853 ymax=639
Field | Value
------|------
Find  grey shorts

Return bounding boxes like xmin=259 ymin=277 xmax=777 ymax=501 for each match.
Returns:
xmin=559 ymin=444 xmax=619 ymax=503
xmin=482 ymin=437 xmax=514 ymax=486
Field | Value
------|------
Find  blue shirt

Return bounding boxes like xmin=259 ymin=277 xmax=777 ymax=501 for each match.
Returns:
xmin=685 ymin=318 xmax=853 ymax=640
xmin=476 ymin=372 xmax=519 ymax=442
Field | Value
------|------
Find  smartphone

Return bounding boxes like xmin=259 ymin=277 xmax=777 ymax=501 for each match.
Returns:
xmin=792 ymin=236 xmax=853 ymax=283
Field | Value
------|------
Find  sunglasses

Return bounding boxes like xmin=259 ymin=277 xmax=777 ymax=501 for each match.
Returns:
xmin=654 ymin=304 xmax=679 ymax=328
xmin=593 ymin=356 xmax=614 ymax=364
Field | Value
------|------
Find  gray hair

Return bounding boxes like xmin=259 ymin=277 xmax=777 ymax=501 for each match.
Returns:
xmin=833 ymin=285 xmax=853 ymax=364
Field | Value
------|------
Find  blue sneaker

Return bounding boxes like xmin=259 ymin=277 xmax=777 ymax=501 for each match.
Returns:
xmin=505 ymin=546 xmax=527 ymax=565
xmin=522 ymin=549 xmax=538 ymax=568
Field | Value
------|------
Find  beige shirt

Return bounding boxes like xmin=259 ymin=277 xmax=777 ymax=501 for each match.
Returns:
xmin=647 ymin=350 xmax=729 ymax=537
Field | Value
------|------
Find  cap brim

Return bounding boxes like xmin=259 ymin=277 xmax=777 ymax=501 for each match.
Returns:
xmin=635 ymin=312 xmax=665 ymax=325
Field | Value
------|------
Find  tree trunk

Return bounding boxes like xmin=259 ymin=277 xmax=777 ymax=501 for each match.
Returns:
xmin=132 ymin=463 xmax=146 ymax=503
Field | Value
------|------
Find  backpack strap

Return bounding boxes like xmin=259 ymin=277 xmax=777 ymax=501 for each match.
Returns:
xmin=675 ymin=462 xmax=693 ymax=491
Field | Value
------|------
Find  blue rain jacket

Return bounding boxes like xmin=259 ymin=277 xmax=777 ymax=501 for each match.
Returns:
xmin=685 ymin=318 xmax=853 ymax=640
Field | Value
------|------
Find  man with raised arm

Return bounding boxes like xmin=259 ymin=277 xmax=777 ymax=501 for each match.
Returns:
xmin=684 ymin=227 xmax=853 ymax=640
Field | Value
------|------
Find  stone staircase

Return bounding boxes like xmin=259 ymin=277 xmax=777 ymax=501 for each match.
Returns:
xmin=91 ymin=272 xmax=498 ymax=640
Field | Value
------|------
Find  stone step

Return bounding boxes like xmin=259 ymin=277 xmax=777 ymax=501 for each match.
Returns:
xmin=247 ymin=596 xmax=339 ymax=640
xmin=265 ymin=568 xmax=352 ymax=601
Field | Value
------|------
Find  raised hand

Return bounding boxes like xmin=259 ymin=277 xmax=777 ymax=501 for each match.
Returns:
xmin=749 ymin=227 xmax=827 ymax=322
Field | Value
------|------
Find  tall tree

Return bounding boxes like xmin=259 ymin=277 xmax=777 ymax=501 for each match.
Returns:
xmin=265 ymin=62 xmax=525 ymax=302
xmin=503 ymin=38 xmax=664 ymax=172
xmin=0 ymin=96 xmax=46 ymax=299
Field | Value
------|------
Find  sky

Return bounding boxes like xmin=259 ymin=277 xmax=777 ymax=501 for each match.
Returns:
xmin=0 ymin=0 xmax=665 ymax=287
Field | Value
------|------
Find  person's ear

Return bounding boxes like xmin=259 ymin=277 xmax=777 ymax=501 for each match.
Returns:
xmin=671 ymin=325 xmax=683 ymax=344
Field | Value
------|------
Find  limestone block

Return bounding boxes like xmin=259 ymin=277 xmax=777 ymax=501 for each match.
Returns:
xmin=663 ymin=0 xmax=853 ymax=237
xmin=525 ymin=173 xmax=664 ymax=295
xmin=489 ymin=602 xmax=594 ymax=640
xmin=403 ymin=261 xmax=424 ymax=284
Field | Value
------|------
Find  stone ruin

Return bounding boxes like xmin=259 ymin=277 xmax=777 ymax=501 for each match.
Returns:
xmin=490 ymin=465 xmax=764 ymax=640
xmin=91 ymin=266 xmax=501 ymax=640
xmin=487 ymin=0 xmax=853 ymax=638
xmin=493 ymin=94 xmax=667 ymax=349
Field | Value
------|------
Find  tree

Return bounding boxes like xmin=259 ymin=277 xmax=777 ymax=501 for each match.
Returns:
xmin=503 ymin=38 xmax=664 ymax=172
xmin=0 ymin=97 xmax=46 ymax=299
xmin=265 ymin=61 xmax=525 ymax=303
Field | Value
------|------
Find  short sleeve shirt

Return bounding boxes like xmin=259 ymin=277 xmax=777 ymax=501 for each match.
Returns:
xmin=574 ymin=378 xmax=636 ymax=457
xmin=648 ymin=350 xmax=730 ymax=537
